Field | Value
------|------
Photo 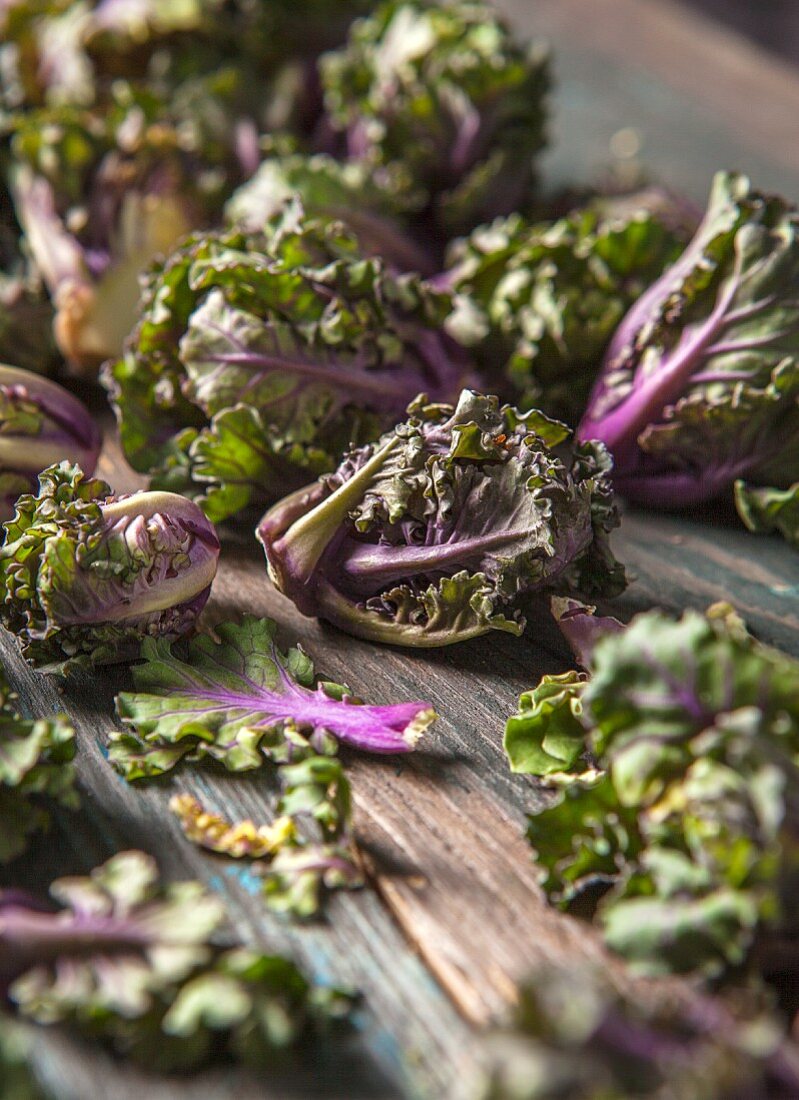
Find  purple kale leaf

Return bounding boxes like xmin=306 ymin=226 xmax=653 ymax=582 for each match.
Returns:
xmin=109 ymin=614 xmax=436 ymax=778
xmin=578 ymin=172 xmax=799 ymax=506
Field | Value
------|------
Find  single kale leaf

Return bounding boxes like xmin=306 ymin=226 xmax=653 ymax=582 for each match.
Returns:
xmin=0 ymin=851 xmax=354 ymax=1071
xmin=0 ymin=462 xmax=220 ymax=669
xmin=259 ymin=389 xmax=626 ymax=648
xmin=578 ymin=171 xmax=799 ymax=507
xmin=549 ymin=595 xmax=625 ymax=670
xmin=481 ymin=962 xmax=799 ymax=1100
xmin=263 ymin=844 xmax=364 ymax=920
xmin=0 ymin=660 xmax=77 ymax=862
xmin=446 ymin=198 xmax=686 ymax=424
xmin=103 ymin=204 xmax=471 ymax=523
xmin=2 ymin=850 xmax=223 ymax=1018
xmin=170 ymin=754 xmax=365 ymax=919
xmin=320 ymin=0 xmax=551 ymax=238
xmin=109 ymin=615 xmax=436 ymax=778
xmin=503 ymin=671 xmax=588 ymax=776
xmin=735 ymin=479 xmax=799 ymax=547
xmin=518 ymin=604 xmax=799 ymax=979
xmin=170 ymin=794 xmax=298 ymax=859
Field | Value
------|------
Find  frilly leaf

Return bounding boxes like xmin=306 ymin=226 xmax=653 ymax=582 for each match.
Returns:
xmin=170 ymin=795 xmax=297 ymax=859
xmin=109 ymin=615 xmax=435 ymax=777
xmin=260 ymin=389 xmax=625 ymax=647
xmin=504 ymin=671 xmax=588 ymax=776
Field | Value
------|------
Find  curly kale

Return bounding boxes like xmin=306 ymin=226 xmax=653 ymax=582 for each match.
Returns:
xmin=259 ymin=390 xmax=625 ymax=647
xmin=508 ymin=603 xmax=799 ymax=979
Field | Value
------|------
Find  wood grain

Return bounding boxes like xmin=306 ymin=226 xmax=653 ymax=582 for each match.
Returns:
xmin=527 ymin=0 xmax=799 ymax=179
xmin=5 ymin=3 xmax=799 ymax=1097
xmin=497 ymin=0 xmax=799 ymax=203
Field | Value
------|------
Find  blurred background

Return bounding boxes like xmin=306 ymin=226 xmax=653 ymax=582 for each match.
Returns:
xmin=689 ymin=0 xmax=799 ymax=60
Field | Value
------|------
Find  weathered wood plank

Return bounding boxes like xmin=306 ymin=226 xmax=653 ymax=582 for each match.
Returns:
xmin=6 ymin=3 xmax=799 ymax=1096
xmin=0 ymin=574 xmax=477 ymax=1098
xmin=497 ymin=0 xmax=799 ymax=203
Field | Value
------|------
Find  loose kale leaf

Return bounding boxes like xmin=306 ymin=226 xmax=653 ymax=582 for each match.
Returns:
xmin=170 ymin=754 xmax=365 ymax=920
xmin=0 ymin=463 xmax=220 ymax=669
xmin=0 ymin=851 xmax=354 ymax=1071
xmin=578 ymin=171 xmax=799 ymax=507
xmin=2 ymin=851 xmax=224 ymax=1017
xmin=0 ymin=662 xmax=77 ymax=862
xmin=481 ymin=963 xmax=799 ymax=1099
xmin=549 ymin=596 xmax=625 ymax=670
xmin=735 ymin=479 xmax=799 ymax=547
xmin=170 ymin=794 xmax=298 ymax=859
xmin=259 ymin=390 xmax=625 ymax=648
xmin=263 ymin=845 xmax=364 ymax=920
xmin=446 ymin=199 xmax=685 ymax=424
xmin=503 ymin=672 xmax=588 ymax=776
xmin=517 ymin=604 xmax=799 ymax=978
xmin=109 ymin=615 xmax=436 ymax=778
xmin=102 ymin=206 xmax=470 ymax=523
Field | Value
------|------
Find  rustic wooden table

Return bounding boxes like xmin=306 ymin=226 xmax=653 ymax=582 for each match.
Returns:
xmin=5 ymin=2 xmax=799 ymax=1098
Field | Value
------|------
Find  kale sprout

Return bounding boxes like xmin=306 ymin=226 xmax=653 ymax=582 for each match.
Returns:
xmin=8 ymin=78 xmax=258 ymax=374
xmin=481 ymin=963 xmax=799 ymax=1099
xmin=258 ymin=390 xmax=625 ymax=647
xmin=578 ymin=172 xmax=799 ymax=506
xmin=320 ymin=0 xmax=551 ymax=238
xmin=445 ymin=198 xmax=687 ymax=424
xmin=0 ymin=0 xmax=372 ymax=113
xmin=0 ymin=364 xmax=101 ymax=518
xmin=0 ymin=462 xmax=220 ymax=668
xmin=0 ymin=197 xmax=60 ymax=378
xmin=508 ymin=602 xmax=799 ymax=979
xmin=103 ymin=204 xmax=472 ymax=523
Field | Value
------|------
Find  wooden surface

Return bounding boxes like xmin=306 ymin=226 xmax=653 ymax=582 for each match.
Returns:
xmin=5 ymin=3 xmax=799 ymax=1099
